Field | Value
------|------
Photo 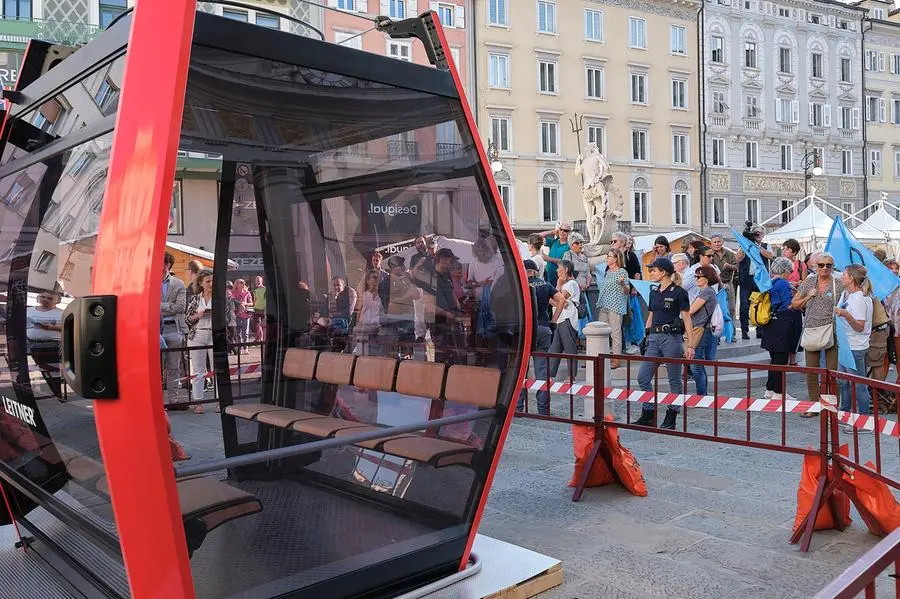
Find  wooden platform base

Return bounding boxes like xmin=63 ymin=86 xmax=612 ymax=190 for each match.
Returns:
xmin=485 ymin=563 xmax=564 ymax=599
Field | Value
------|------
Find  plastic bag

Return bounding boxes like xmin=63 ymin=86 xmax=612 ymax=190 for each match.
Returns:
xmin=568 ymin=424 xmax=615 ymax=488
xmin=716 ymin=288 xmax=735 ymax=343
xmin=603 ymin=419 xmax=648 ymax=497
xmin=793 ymin=445 xmax=851 ymax=533
xmin=844 ymin=462 xmax=900 ymax=536
xmin=624 ymin=295 xmax=645 ymax=347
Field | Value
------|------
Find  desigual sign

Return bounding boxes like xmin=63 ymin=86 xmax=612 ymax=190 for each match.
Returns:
xmin=367 ymin=203 xmax=419 ymax=216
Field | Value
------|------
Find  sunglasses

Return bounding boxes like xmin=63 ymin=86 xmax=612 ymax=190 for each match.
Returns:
xmin=818 ymin=263 xmax=834 ymax=269
xmin=702 ymin=253 xmax=713 ymax=258
xmin=560 ymin=229 xmax=572 ymax=233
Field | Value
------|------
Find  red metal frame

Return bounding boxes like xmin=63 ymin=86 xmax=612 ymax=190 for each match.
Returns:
xmin=428 ymin=12 xmax=535 ymax=572
xmin=90 ymin=1 xmax=197 ymax=597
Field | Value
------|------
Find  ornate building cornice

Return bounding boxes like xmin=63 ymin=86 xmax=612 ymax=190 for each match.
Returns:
xmin=587 ymin=0 xmax=697 ymax=21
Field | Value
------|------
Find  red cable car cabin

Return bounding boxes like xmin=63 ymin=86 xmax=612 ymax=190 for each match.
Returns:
xmin=0 ymin=3 xmax=531 ymax=598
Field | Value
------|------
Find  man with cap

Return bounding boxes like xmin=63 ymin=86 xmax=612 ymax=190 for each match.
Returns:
xmin=431 ymin=247 xmax=466 ymax=363
xmin=736 ymin=223 xmax=774 ymax=339
xmin=635 ymin=257 xmax=695 ymax=429
xmin=517 ymin=259 xmax=566 ymax=415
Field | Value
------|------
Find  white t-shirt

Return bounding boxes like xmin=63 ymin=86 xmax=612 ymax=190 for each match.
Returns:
xmin=839 ymin=290 xmax=872 ymax=351
xmin=27 ymin=307 xmax=63 ymax=342
xmin=558 ymin=280 xmax=581 ymax=327
xmin=529 ymin=253 xmax=546 ymax=280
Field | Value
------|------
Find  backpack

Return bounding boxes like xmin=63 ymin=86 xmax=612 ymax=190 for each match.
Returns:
xmin=749 ymin=291 xmax=771 ymax=327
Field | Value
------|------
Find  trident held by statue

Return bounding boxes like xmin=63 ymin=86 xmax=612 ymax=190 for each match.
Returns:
xmin=570 ymin=113 xmax=584 ymax=154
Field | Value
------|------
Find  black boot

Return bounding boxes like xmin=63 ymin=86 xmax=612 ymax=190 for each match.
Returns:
xmin=635 ymin=410 xmax=656 ymax=427
xmin=660 ymin=410 xmax=678 ymax=430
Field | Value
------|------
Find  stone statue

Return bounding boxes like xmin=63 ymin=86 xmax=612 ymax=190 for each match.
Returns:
xmin=575 ymin=143 xmax=623 ymax=247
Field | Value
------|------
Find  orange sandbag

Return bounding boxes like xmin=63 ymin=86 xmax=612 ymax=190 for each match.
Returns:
xmin=793 ymin=445 xmax=851 ymax=533
xmin=602 ymin=419 xmax=648 ymax=497
xmin=844 ymin=462 xmax=900 ymax=536
xmin=568 ymin=424 xmax=615 ymax=488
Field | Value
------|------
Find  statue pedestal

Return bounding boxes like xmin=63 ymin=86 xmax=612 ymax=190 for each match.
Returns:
xmin=583 ymin=320 xmax=613 ymax=421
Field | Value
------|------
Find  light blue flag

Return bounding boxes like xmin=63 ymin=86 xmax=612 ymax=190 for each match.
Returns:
xmin=824 ymin=216 xmax=900 ymax=301
xmin=730 ymin=228 xmax=772 ymax=292
xmin=629 ymin=278 xmax=656 ymax=305
xmin=835 ymin=317 xmax=858 ymax=371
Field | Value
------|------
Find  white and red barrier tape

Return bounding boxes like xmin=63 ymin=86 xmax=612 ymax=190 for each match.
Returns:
xmin=521 ymin=378 xmax=900 ymax=438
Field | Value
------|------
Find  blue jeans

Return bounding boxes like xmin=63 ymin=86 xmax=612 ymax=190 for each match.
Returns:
xmin=690 ymin=329 xmax=718 ymax=396
xmin=839 ymin=348 xmax=871 ymax=415
xmin=518 ymin=325 xmax=552 ymax=414
xmin=638 ymin=333 xmax=684 ymax=413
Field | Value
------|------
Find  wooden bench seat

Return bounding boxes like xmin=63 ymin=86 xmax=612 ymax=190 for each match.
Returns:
xmin=52 ymin=444 xmax=261 ymax=557
xmin=225 ymin=349 xmax=502 ymax=469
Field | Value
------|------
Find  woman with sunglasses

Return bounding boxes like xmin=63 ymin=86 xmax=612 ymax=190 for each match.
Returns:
xmin=539 ymin=222 xmax=573 ymax=286
xmin=791 ymin=252 xmax=844 ymax=416
xmin=686 ymin=265 xmax=720 ymax=397
xmin=563 ymin=232 xmax=592 ymax=291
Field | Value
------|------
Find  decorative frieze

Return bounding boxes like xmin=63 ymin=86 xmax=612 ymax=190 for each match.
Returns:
xmin=709 ymin=171 xmax=730 ymax=192
xmin=840 ymin=179 xmax=857 ymax=198
xmin=743 ymin=174 xmax=827 ymax=196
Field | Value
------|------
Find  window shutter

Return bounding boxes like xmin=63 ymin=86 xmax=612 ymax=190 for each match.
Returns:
xmin=429 ymin=1 xmax=439 ymax=13
xmin=328 ymin=0 xmax=339 ymax=7
xmin=455 ymin=5 xmax=465 ymax=28
xmin=407 ymin=0 xmax=416 ymax=16
xmin=775 ymin=99 xmax=783 ymax=122
xmin=879 ymin=52 xmax=886 ymax=72
xmin=853 ymin=108 xmax=860 ymax=130
xmin=808 ymin=102 xmax=814 ymax=126
xmin=792 ymin=100 xmax=800 ymax=123
xmin=866 ymin=99 xmax=872 ymax=122
xmin=380 ymin=0 xmax=389 ymax=14
xmin=892 ymin=54 xmax=897 ymax=74
xmin=880 ymin=97 xmax=887 ymax=122
xmin=359 ymin=0 xmax=368 ymax=12
xmin=823 ymin=104 xmax=831 ymax=127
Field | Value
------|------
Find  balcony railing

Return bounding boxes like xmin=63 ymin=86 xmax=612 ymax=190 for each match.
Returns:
xmin=744 ymin=117 xmax=762 ymax=130
xmin=779 ymin=123 xmax=796 ymax=134
xmin=435 ymin=142 xmax=464 ymax=159
xmin=811 ymin=126 xmax=828 ymax=137
xmin=0 ymin=17 xmax=102 ymax=45
xmin=710 ymin=115 xmax=728 ymax=127
xmin=388 ymin=140 xmax=419 ymax=161
xmin=840 ymin=128 xmax=855 ymax=139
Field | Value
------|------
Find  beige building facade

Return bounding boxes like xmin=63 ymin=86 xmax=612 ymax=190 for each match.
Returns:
xmin=857 ymin=0 xmax=900 ymax=211
xmin=474 ymin=0 xmax=701 ymax=234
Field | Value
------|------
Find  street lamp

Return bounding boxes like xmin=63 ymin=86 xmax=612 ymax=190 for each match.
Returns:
xmin=802 ymin=149 xmax=824 ymax=199
xmin=487 ymin=139 xmax=503 ymax=173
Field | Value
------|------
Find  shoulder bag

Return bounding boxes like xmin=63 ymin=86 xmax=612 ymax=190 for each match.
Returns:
xmin=800 ymin=278 xmax=836 ymax=352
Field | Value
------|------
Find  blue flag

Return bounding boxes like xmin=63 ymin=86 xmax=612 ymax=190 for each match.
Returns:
xmin=629 ymin=278 xmax=656 ymax=305
xmin=730 ymin=228 xmax=772 ymax=292
xmin=835 ymin=317 xmax=858 ymax=371
xmin=716 ymin=287 xmax=735 ymax=343
xmin=824 ymin=216 xmax=900 ymax=301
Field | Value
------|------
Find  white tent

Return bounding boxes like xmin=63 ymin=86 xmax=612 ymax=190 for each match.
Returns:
xmin=852 ymin=206 xmax=900 ymax=242
xmin=762 ymin=203 xmax=875 ymax=246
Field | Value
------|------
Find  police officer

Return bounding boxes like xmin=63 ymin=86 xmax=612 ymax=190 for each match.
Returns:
xmin=635 ymin=257 xmax=694 ymax=429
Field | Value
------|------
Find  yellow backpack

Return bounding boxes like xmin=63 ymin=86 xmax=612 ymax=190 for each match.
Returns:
xmin=749 ymin=291 xmax=772 ymax=327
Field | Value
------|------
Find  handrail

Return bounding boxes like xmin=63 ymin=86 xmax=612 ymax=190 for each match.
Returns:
xmin=175 ymin=408 xmax=496 ymax=477
xmin=813 ymin=528 xmax=900 ymax=598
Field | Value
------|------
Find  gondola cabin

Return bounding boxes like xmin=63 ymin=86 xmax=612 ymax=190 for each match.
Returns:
xmin=0 ymin=3 xmax=531 ymax=598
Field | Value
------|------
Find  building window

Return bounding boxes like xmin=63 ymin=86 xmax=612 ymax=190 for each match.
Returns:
xmin=490 ymin=116 xmax=510 ymax=152
xmin=68 ymin=152 xmax=95 ymax=178
xmin=537 ymin=1 xmax=556 ymax=33
xmin=540 ymin=172 xmax=560 ymax=222
xmin=540 ymin=121 xmax=559 ymax=155
xmin=94 ymin=78 xmax=119 ymax=113
xmin=34 ymin=251 xmax=55 ymax=273
xmin=894 ymin=151 xmax=900 ymax=178
xmin=255 ymin=12 xmax=280 ymax=28
xmin=892 ymin=55 xmax=900 ymax=75
xmin=712 ymin=197 xmax=727 ymax=225
xmin=100 ymin=0 xmax=127 ymax=28
xmin=632 ymin=178 xmax=649 ymax=225
xmin=488 ymin=53 xmax=509 ymax=88
xmin=711 ymin=36 xmax=724 ymax=63
xmin=866 ymin=96 xmax=885 ymax=123
xmin=498 ymin=184 xmax=512 ymax=216
xmin=811 ymin=53 xmax=823 ymax=78
xmin=776 ymin=98 xmax=797 ymax=123
xmin=871 ymin=149 xmax=882 ymax=176
xmin=711 ymin=138 xmax=725 ymax=166
xmin=587 ymin=125 xmax=605 ymax=154
xmin=840 ymin=57 xmax=852 ymax=83
xmin=745 ymin=41 xmax=757 ymax=68
xmin=746 ymin=198 xmax=759 ymax=224
xmin=630 ymin=72 xmax=647 ymax=104
xmin=336 ymin=0 xmax=356 ymax=10
xmin=745 ymin=141 xmax=758 ymax=168
xmin=894 ymin=100 xmax=900 ymax=125
xmin=387 ymin=41 xmax=412 ymax=61
xmin=809 ymin=103 xmax=825 ymax=127
xmin=778 ymin=47 xmax=792 ymax=74
xmin=866 ymin=50 xmax=880 ymax=72
xmin=842 ymin=149 xmax=853 ymax=175
xmin=670 ymin=25 xmax=686 ymax=55
xmin=629 ymin=17 xmax=646 ymax=49
xmin=712 ymin=91 xmax=727 ymax=114
xmin=674 ymin=191 xmax=689 ymax=225
xmin=585 ymin=9 xmax=603 ymax=41
xmin=671 ymin=79 xmax=687 ymax=109
xmin=334 ymin=30 xmax=362 ymax=49
xmin=745 ymin=95 xmax=759 ymax=118
xmin=436 ymin=3 xmax=456 ymax=26
xmin=538 ymin=60 xmax=557 ymax=94
xmin=586 ymin=66 xmax=604 ymax=99
xmin=32 ymin=98 xmax=65 ymax=133
xmin=780 ymin=144 xmax=792 ymax=171
xmin=4 ymin=0 xmax=31 ymax=19
xmin=672 ymin=133 xmax=688 ymax=164
xmin=839 ymin=106 xmax=852 ymax=129
xmin=873 ymin=7 xmax=885 ymax=19
xmin=631 ymin=129 xmax=648 ymax=161
xmin=842 ymin=202 xmax=855 ymax=219
xmin=778 ymin=6 xmax=790 ymax=17
xmin=489 ymin=0 xmax=508 ymax=25
xmin=780 ymin=199 xmax=797 ymax=224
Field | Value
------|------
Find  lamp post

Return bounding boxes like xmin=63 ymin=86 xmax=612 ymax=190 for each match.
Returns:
xmin=801 ymin=149 xmax=824 ymax=200
xmin=487 ymin=139 xmax=503 ymax=173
